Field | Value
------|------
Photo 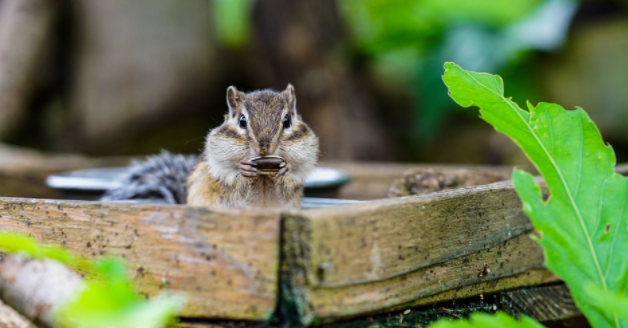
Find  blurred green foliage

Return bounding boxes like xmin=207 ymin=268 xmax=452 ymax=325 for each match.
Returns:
xmin=210 ymin=0 xmax=578 ymax=144
xmin=338 ymin=0 xmax=576 ymax=142
xmin=58 ymin=261 xmax=184 ymax=328
xmin=338 ymin=0 xmax=543 ymax=53
xmin=430 ymin=312 xmax=545 ymax=328
xmin=0 ymin=232 xmax=184 ymax=328
xmin=0 ymin=232 xmax=81 ymax=266
xmin=213 ymin=0 xmax=255 ymax=47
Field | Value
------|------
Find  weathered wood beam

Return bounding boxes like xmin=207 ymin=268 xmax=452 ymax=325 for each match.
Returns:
xmin=321 ymin=284 xmax=581 ymax=328
xmin=279 ymin=164 xmax=628 ymax=325
xmin=500 ymin=284 xmax=580 ymax=322
xmin=169 ymin=284 xmax=581 ymax=328
xmin=0 ymin=198 xmax=281 ymax=321
xmin=283 ymin=179 xmax=548 ymax=324
xmin=294 ymin=181 xmax=535 ymax=288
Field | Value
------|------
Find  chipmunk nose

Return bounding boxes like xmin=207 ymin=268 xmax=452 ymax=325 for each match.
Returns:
xmin=259 ymin=141 xmax=270 ymax=156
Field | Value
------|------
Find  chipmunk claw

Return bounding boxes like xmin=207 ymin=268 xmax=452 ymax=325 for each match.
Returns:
xmin=239 ymin=162 xmax=260 ymax=177
xmin=273 ymin=164 xmax=290 ymax=178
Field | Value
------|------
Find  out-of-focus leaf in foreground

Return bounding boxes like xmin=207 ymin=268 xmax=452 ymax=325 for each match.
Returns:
xmin=57 ymin=257 xmax=185 ymax=328
xmin=0 ymin=232 xmax=79 ymax=267
xmin=442 ymin=62 xmax=628 ymax=328
xmin=0 ymin=232 xmax=185 ymax=328
xmin=430 ymin=312 xmax=545 ymax=328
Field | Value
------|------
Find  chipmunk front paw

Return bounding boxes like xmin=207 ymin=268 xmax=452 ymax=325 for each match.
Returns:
xmin=273 ymin=163 xmax=290 ymax=178
xmin=239 ymin=161 xmax=260 ymax=177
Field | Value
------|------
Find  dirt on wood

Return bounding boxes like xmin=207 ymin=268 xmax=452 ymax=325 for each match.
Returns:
xmin=388 ymin=167 xmax=512 ymax=198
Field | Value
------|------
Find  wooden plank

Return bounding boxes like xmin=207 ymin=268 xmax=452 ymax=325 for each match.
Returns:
xmin=386 ymin=268 xmax=560 ymax=312
xmin=500 ymin=284 xmax=580 ymax=322
xmin=292 ymin=231 xmax=545 ymax=323
xmin=321 ymin=284 xmax=579 ymax=328
xmin=281 ymin=163 xmax=628 ymax=324
xmin=0 ymin=198 xmax=281 ymax=320
xmin=293 ymin=180 xmax=534 ymax=288
xmin=283 ymin=180 xmax=549 ymax=324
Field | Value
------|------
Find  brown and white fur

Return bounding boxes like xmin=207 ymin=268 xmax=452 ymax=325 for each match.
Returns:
xmin=186 ymin=84 xmax=319 ymax=209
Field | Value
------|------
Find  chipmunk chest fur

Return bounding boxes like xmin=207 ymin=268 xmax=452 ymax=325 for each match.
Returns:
xmin=187 ymin=160 xmax=303 ymax=208
xmin=186 ymin=84 xmax=318 ymax=209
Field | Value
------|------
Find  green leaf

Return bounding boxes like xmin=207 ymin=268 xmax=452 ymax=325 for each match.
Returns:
xmin=56 ymin=258 xmax=185 ymax=328
xmin=430 ymin=312 xmax=545 ymax=328
xmin=212 ymin=0 xmax=255 ymax=48
xmin=57 ymin=288 xmax=184 ymax=328
xmin=442 ymin=62 xmax=628 ymax=328
xmin=0 ymin=232 xmax=77 ymax=266
xmin=585 ymin=284 xmax=628 ymax=322
xmin=0 ymin=231 xmax=185 ymax=328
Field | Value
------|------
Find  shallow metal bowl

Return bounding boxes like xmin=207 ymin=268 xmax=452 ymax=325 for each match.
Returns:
xmin=46 ymin=166 xmax=357 ymax=208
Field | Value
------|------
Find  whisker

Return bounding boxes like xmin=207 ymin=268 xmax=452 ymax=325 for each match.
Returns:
xmin=185 ymin=137 xmax=206 ymax=145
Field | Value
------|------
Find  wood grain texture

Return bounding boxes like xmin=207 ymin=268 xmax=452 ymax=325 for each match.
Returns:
xmin=500 ymin=284 xmax=580 ymax=322
xmin=387 ymin=268 xmax=560 ymax=313
xmin=322 ymin=283 xmax=577 ymax=328
xmin=283 ymin=180 xmax=550 ymax=324
xmin=294 ymin=180 xmax=533 ymax=288
xmin=299 ymin=231 xmax=545 ymax=323
xmin=275 ymin=163 xmax=628 ymax=324
xmin=0 ymin=198 xmax=281 ymax=320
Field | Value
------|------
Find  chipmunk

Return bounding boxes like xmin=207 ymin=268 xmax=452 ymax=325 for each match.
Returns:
xmin=101 ymin=84 xmax=319 ymax=209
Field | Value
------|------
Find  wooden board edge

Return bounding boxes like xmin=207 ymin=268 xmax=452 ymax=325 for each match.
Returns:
xmin=0 ymin=197 xmax=282 ymax=320
xmin=280 ymin=212 xmax=316 ymax=326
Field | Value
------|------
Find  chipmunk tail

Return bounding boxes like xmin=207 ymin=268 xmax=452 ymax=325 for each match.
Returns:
xmin=101 ymin=150 xmax=199 ymax=204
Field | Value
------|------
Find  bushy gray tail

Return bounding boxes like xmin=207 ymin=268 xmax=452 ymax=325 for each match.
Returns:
xmin=101 ymin=151 xmax=199 ymax=204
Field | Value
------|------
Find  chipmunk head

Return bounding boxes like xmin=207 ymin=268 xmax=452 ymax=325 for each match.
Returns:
xmin=204 ymin=84 xmax=319 ymax=183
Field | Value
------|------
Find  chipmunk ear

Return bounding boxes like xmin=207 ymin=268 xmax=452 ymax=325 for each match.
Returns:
xmin=226 ymin=86 xmax=243 ymax=118
xmin=284 ymin=83 xmax=297 ymax=116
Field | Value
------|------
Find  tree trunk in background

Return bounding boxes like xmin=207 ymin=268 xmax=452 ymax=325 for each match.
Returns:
xmin=251 ymin=0 xmax=393 ymax=161
xmin=53 ymin=0 xmax=221 ymax=154
xmin=0 ymin=0 xmax=58 ymax=139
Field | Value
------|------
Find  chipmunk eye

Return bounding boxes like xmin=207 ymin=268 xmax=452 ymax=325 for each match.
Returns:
xmin=239 ymin=115 xmax=247 ymax=128
xmin=283 ymin=114 xmax=291 ymax=129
